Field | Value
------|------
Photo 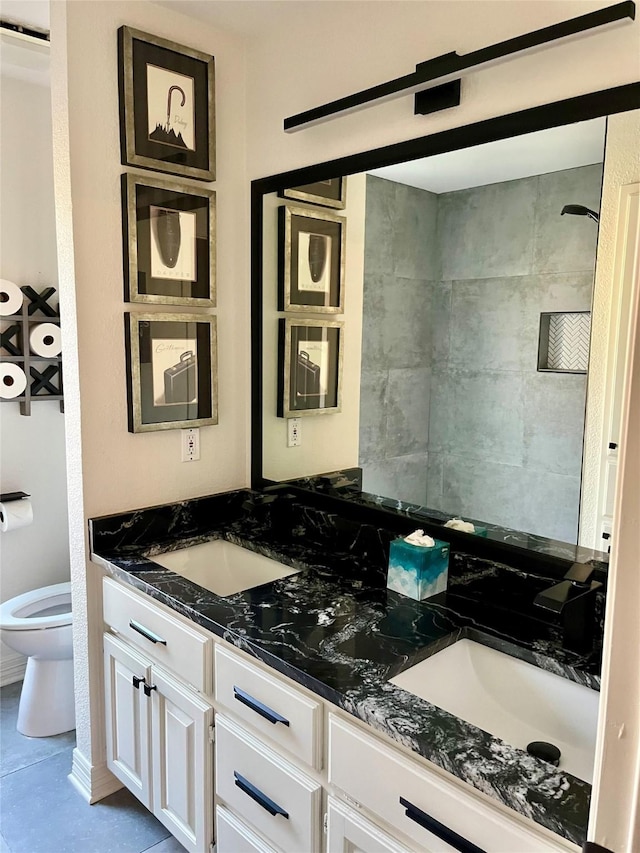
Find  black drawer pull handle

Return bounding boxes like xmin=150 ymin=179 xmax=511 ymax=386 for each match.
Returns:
xmin=143 ymin=683 xmax=157 ymax=697
xmin=400 ymin=797 xmax=486 ymax=853
xmin=233 ymin=686 xmax=290 ymax=726
xmin=129 ymin=620 xmax=167 ymax=645
xmin=132 ymin=675 xmax=145 ymax=690
xmin=234 ymin=771 xmax=289 ymax=819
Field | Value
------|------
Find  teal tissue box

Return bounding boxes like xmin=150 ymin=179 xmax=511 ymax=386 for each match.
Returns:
xmin=387 ymin=537 xmax=450 ymax=601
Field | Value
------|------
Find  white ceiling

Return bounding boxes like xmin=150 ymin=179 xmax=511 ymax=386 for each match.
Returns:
xmin=368 ymin=118 xmax=606 ymax=194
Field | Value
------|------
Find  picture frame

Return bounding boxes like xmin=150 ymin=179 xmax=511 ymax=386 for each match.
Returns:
xmin=124 ymin=312 xmax=217 ymax=433
xmin=279 ymin=177 xmax=347 ymax=210
xmin=122 ymin=174 xmax=216 ymax=306
xmin=118 ymin=26 xmax=216 ymax=182
xmin=278 ymin=204 xmax=346 ymax=314
xmin=278 ymin=319 xmax=343 ymax=418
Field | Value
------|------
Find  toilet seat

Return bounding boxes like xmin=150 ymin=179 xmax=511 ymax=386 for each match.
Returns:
xmin=0 ymin=582 xmax=72 ymax=630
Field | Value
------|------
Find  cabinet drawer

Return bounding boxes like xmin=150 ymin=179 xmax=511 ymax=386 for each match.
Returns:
xmin=215 ymin=644 xmax=322 ymax=769
xmin=215 ymin=714 xmax=322 ymax=853
xmin=103 ymin=577 xmax=212 ymax=694
xmin=216 ymin=806 xmax=279 ymax=853
xmin=328 ymin=715 xmax=573 ymax=853
xmin=327 ymin=796 xmax=412 ymax=853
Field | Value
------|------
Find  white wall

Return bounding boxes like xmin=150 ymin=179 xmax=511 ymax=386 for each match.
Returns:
xmin=262 ymin=173 xmax=366 ymax=481
xmin=244 ymin=1 xmax=640 ymax=179
xmin=0 ymin=69 xmax=70 ymax=684
xmin=50 ymin=0 xmax=249 ymax=791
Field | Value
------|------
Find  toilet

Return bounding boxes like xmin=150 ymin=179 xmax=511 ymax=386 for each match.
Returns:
xmin=0 ymin=582 xmax=75 ymax=737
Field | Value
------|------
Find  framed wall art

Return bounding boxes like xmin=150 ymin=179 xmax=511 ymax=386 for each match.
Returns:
xmin=279 ymin=177 xmax=347 ymax=210
xmin=124 ymin=313 xmax=217 ymax=433
xmin=122 ymin=174 xmax=216 ymax=306
xmin=278 ymin=204 xmax=346 ymax=313
xmin=278 ymin=319 xmax=343 ymax=418
xmin=118 ymin=26 xmax=216 ymax=181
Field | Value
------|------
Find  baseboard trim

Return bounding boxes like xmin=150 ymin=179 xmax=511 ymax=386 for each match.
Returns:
xmin=0 ymin=652 xmax=26 ymax=686
xmin=68 ymin=748 xmax=122 ymax=804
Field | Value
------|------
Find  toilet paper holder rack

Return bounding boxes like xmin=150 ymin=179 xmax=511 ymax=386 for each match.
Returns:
xmin=0 ymin=286 xmax=64 ymax=417
xmin=0 ymin=492 xmax=30 ymax=503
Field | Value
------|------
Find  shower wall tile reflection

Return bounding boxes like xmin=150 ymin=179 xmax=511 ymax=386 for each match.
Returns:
xmin=533 ymin=167 xmax=604 ymax=274
xmin=438 ymin=176 xmax=538 ymax=280
xmin=359 ymin=163 xmax=602 ymax=542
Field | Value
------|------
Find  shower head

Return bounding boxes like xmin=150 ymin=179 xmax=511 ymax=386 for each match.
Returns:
xmin=561 ymin=204 xmax=600 ymax=224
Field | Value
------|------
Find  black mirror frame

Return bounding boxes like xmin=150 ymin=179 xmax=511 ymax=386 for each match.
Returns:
xmin=250 ymin=83 xmax=640 ymax=557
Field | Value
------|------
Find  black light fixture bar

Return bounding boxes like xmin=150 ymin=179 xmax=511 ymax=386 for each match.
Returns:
xmin=284 ymin=1 xmax=635 ymax=132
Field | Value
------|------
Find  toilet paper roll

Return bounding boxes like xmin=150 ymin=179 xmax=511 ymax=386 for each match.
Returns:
xmin=0 ymin=364 xmax=27 ymax=399
xmin=29 ymin=323 xmax=62 ymax=357
xmin=0 ymin=498 xmax=33 ymax=532
xmin=0 ymin=279 xmax=24 ymax=316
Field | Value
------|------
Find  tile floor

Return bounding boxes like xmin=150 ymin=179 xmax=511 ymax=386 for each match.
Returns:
xmin=0 ymin=682 xmax=186 ymax=853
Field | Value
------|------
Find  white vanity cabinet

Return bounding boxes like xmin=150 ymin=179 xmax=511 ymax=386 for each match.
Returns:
xmin=101 ymin=575 xmax=579 ymax=853
xmin=328 ymin=714 xmax=576 ymax=853
xmin=102 ymin=581 xmax=214 ymax=853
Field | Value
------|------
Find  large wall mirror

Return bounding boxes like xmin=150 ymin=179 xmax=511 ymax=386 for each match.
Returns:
xmin=253 ymin=89 xmax=639 ymax=558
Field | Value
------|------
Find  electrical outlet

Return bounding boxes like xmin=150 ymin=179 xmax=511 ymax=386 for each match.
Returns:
xmin=287 ymin=417 xmax=301 ymax=447
xmin=181 ymin=428 xmax=200 ymax=462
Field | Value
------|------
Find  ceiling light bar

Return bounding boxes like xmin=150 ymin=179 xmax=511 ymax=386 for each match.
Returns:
xmin=0 ymin=20 xmax=50 ymax=44
xmin=283 ymin=1 xmax=636 ymax=132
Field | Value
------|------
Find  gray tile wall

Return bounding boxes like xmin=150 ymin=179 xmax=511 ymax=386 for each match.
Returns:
xmin=360 ymin=164 xmax=602 ymax=541
xmin=359 ymin=176 xmax=438 ymax=505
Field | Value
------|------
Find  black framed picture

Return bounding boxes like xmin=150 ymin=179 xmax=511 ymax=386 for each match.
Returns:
xmin=278 ymin=319 xmax=343 ymax=417
xmin=278 ymin=204 xmax=346 ymax=313
xmin=122 ymin=174 xmax=216 ymax=306
xmin=280 ymin=177 xmax=347 ymax=210
xmin=124 ymin=313 xmax=217 ymax=433
xmin=118 ymin=27 xmax=215 ymax=182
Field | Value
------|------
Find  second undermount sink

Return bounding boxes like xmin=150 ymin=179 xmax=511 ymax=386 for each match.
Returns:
xmin=389 ymin=638 xmax=599 ymax=782
xmin=150 ymin=539 xmax=300 ymax=597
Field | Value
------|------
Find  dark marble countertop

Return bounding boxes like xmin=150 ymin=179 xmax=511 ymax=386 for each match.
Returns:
xmin=90 ymin=488 xmax=602 ymax=847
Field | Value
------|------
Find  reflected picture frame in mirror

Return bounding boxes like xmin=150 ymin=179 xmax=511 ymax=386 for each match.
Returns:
xmin=278 ymin=204 xmax=346 ymax=313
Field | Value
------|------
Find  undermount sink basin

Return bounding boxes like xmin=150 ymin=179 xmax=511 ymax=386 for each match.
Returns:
xmin=150 ymin=539 xmax=300 ymax=597
xmin=389 ymin=638 xmax=599 ymax=782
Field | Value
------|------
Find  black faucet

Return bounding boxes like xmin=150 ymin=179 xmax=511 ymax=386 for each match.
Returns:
xmin=533 ymin=563 xmax=602 ymax=654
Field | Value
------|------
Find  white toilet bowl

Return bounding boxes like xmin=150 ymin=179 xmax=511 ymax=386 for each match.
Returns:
xmin=0 ymin=582 xmax=74 ymax=737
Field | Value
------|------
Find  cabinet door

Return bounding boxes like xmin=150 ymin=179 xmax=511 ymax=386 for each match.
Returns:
xmin=150 ymin=667 xmax=214 ymax=853
xmin=327 ymin=797 xmax=413 ymax=853
xmin=103 ymin=633 xmax=152 ymax=809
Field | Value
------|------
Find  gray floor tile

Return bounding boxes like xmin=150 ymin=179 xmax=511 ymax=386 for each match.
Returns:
xmin=0 ymin=750 xmax=170 ymax=853
xmin=141 ymin=836 xmax=187 ymax=852
xmin=1 ymin=682 xmax=76 ymax=777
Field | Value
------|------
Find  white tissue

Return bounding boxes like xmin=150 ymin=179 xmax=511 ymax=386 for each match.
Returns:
xmin=444 ymin=518 xmax=476 ymax=533
xmin=404 ymin=529 xmax=435 ymax=548
xmin=0 ymin=279 xmax=23 ymax=316
xmin=0 ymin=498 xmax=33 ymax=532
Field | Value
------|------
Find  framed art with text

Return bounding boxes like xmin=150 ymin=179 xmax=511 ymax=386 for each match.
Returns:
xmin=124 ymin=313 xmax=217 ymax=432
xmin=280 ymin=177 xmax=347 ymax=210
xmin=118 ymin=26 xmax=216 ymax=182
xmin=278 ymin=204 xmax=346 ymax=313
xmin=278 ymin=318 xmax=343 ymax=418
xmin=122 ymin=174 xmax=216 ymax=306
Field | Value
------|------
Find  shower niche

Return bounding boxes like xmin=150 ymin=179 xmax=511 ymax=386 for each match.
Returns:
xmin=537 ymin=310 xmax=591 ymax=374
